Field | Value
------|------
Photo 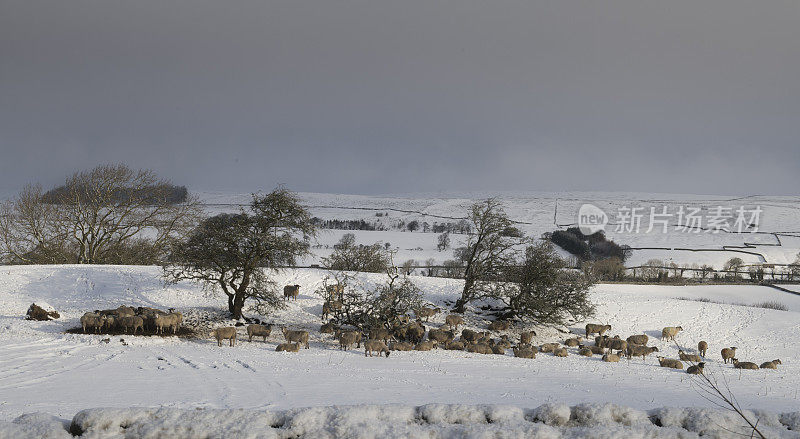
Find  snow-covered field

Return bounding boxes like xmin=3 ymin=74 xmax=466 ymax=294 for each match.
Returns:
xmin=197 ymin=191 xmax=800 ymax=269
xmin=1 ymin=265 xmax=799 ymax=437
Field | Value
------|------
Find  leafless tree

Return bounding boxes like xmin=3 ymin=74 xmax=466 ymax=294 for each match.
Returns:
xmin=0 ymin=165 xmax=201 ymax=264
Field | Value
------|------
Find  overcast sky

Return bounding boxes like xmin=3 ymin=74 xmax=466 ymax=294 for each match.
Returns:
xmin=1 ymin=1 xmax=798 ymax=196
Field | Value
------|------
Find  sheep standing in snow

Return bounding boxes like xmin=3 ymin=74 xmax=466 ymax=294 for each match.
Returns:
xmin=246 ymin=324 xmax=273 ymax=342
xmin=80 ymin=312 xmax=105 ymax=334
xmin=626 ymin=334 xmax=648 ymax=346
xmin=154 ymin=313 xmax=182 ymax=335
xmin=321 ymin=300 xmax=342 ymax=320
xmin=283 ymin=284 xmax=300 ymax=301
xmin=604 ymin=338 xmax=627 ymax=355
xmin=213 ymin=327 xmax=237 ymax=347
xmin=626 ymin=345 xmax=659 ymax=360
xmin=445 ymin=314 xmax=464 ymax=331
xmin=519 ymin=331 xmax=535 ymax=345
xmin=585 ymin=324 xmax=611 ymax=337
xmin=428 ymin=329 xmax=454 ymax=345
xmin=368 ymin=327 xmax=393 ymax=344
xmin=118 ymin=316 xmax=144 ymax=334
xmin=721 ymin=347 xmax=737 ymax=364
xmin=390 ymin=342 xmax=414 ymax=351
xmin=661 ymin=326 xmax=683 ymax=341
xmin=415 ymin=306 xmax=439 ymax=322
xmin=336 ymin=330 xmax=361 ymax=350
xmin=364 ymin=340 xmax=390 ymax=357
xmin=282 ymin=327 xmax=310 ymax=349
xmin=698 ymin=341 xmax=708 ymax=357
xmin=657 ymin=357 xmax=683 ymax=369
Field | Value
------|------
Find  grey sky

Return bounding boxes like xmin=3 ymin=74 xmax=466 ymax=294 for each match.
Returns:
xmin=1 ymin=0 xmax=799 ymax=196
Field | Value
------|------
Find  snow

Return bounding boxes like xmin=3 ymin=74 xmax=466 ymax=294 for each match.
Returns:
xmin=1 ymin=264 xmax=800 ymax=437
xmin=3 ymin=404 xmax=800 ymax=438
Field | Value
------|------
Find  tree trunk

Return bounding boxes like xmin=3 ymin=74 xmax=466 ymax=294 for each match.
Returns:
xmin=231 ymin=292 xmax=246 ymax=320
xmin=227 ymin=293 xmax=235 ymax=314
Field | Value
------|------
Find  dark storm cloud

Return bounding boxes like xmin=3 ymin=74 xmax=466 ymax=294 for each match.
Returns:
xmin=1 ymin=0 xmax=799 ymax=195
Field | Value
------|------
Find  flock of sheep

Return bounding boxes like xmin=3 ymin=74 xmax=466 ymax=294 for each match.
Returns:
xmin=77 ymin=285 xmax=783 ymax=375
xmin=79 ymin=306 xmax=183 ymax=335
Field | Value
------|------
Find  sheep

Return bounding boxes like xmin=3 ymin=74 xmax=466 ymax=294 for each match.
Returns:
xmin=389 ymin=342 xmax=414 ymax=351
xmin=759 ymin=359 xmax=781 ymax=369
xmin=428 ymin=328 xmax=454 ymax=344
xmin=213 ymin=327 xmax=237 ymax=347
xmin=732 ymin=359 xmax=759 ymax=370
xmin=320 ymin=322 xmax=338 ymax=334
xmin=415 ymin=306 xmax=439 ymax=322
xmin=282 ymin=327 xmax=310 ymax=349
xmin=657 ymin=356 xmax=684 ymax=369
xmin=283 ymin=284 xmax=300 ymax=301
xmin=325 ymin=284 xmax=345 ymax=300
xmin=661 ymin=326 xmax=683 ymax=341
xmin=364 ymin=340 xmax=390 ymax=357
xmin=589 ymin=346 xmax=606 ymax=355
xmin=336 ymin=330 xmax=361 ymax=350
xmin=513 ymin=346 xmax=536 ymax=359
xmin=467 ymin=343 xmax=493 ymax=354
xmin=539 ymin=343 xmax=559 ymax=353
xmin=246 ymin=324 xmax=273 ymax=342
xmin=103 ymin=314 xmax=117 ymax=330
xmin=115 ymin=306 xmax=136 ymax=317
xmin=369 ymin=327 xmax=393 ymax=344
xmin=604 ymin=338 xmax=627 ymax=355
xmin=80 ymin=312 xmax=105 ymax=334
xmin=678 ymin=350 xmax=702 ymax=363
xmin=494 ymin=338 xmax=512 ymax=350
xmin=564 ymin=337 xmax=582 ymax=347
xmin=461 ymin=329 xmax=480 ymax=343
xmin=553 ymin=347 xmax=568 ymax=357
xmin=154 ymin=313 xmax=182 ymax=335
xmin=118 ymin=316 xmax=144 ymax=334
xmin=721 ymin=347 xmax=737 ymax=364
xmin=519 ymin=331 xmax=535 ymax=345
xmin=626 ymin=334 xmax=649 ymax=346
xmin=445 ymin=340 xmax=465 ymax=351
xmin=276 ymin=342 xmax=300 ymax=352
xmin=491 ymin=345 xmax=506 ymax=355
xmin=686 ymin=362 xmax=705 ymax=374
xmin=487 ymin=320 xmax=510 ymax=331
xmin=445 ymin=314 xmax=464 ymax=331
xmin=578 ymin=346 xmax=593 ymax=357
xmin=321 ymin=300 xmax=342 ymax=320
xmin=626 ymin=345 xmax=659 ymax=360
xmin=585 ymin=324 xmax=611 ymax=337
xmin=414 ymin=341 xmax=436 ymax=351
xmin=405 ymin=323 xmax=426 ymax=343
xmin=595 ymin=335 xmax=609 ymax=347
xmin=602 ymin=353 xmax=620 ymax=362
xmin=698 ymin=340 xmax=708 ymax=357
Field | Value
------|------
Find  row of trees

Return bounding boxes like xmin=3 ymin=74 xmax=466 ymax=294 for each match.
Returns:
xmin=1 ymin=165 xmax=595 ymax=325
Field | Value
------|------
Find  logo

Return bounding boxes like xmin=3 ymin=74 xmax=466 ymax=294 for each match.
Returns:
xmin=578 ymin=204 xmax=608 ymax=235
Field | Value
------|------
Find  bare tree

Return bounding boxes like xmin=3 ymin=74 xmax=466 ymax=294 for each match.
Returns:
xmin=0 ymin=165 xmax=201 ymax=264
xmin=163 ymin=188 xmax=316 ymax=319
xmin=322 ymin=233 xmax=390 ymax=273
xmin=452 ymin=198 xmax=527 ymax=312
xmin=437 ymin=232 xmax=450 ymax=251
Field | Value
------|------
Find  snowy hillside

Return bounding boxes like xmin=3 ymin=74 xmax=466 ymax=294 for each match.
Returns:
xmin=196 ymin=191 xmax=800 ymax=269
xmin=1 ymin=265 xmax=799 ymax=437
